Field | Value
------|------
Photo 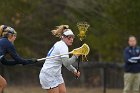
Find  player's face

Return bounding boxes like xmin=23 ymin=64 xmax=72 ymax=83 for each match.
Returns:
xmin=8 ymin=34 xmax=17 ymax=43
xmin=63 ymin=35 xmax=75 ymax=46
xmin=128 ymin=37 xmax=137 ymax=47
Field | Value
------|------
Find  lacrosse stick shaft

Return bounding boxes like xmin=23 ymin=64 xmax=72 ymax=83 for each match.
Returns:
xmin=76 ymin=40 xmax=83 ymax=79
xmin=37 ymin=52 xmax=72 ymax=61
xmin=76 ymin=54 xmax=81 ymax=79
xmin=77 ymin=56 xmax=80 ymax=71
xmin=37 ymin=43 xmax=89 ymax=62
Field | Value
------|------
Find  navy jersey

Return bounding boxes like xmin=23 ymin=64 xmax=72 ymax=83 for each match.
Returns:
xmin=0 ymin=37 xmax=34 ymax=65
xmin=124 ymin=46 xmax=140 ymax=73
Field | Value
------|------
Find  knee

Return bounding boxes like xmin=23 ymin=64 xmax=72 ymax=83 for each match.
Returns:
xmin=0 ymin=76 xmax=7 ymax=88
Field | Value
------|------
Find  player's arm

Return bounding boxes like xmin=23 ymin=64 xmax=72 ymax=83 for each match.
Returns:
xmin=62 ymin=56 xmax=77 ymax=72
xmin=62 ymin=55 xmax=77 ymax=66
xmin=62 ymin=56 xmax=80 ymax=77
xmin=124 ymin=48 xmax=137 ymax=63
xmin=130 ymin=48 xmax=140 ymax=62
xmin=6 ymin=43 xmax=36 ymax=65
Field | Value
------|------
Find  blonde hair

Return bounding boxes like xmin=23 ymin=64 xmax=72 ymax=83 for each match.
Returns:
xmin=0 ymin=25 xmax=16 ymax=37
xmin=0 ymin=25 xmax=2 ymax=35
xmin=51 ymin=25 xmax=69 ymax=37
xmin=0 ymin=25 xmax=7 ymax=37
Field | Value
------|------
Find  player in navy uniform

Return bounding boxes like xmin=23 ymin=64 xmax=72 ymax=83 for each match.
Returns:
xmin=0 ymin=25 xmax=37 ymax=93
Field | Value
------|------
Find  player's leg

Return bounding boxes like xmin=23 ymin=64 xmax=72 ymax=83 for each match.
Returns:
xmin=58 ymin=83 xmax=66 ymax=93
xmin=123 ymin=73 xmax=134 ymax=93
xmin=132 ymin=73 xmax=140 ymax=93
xmin=0 ymin=75 xmax=7 ymax=93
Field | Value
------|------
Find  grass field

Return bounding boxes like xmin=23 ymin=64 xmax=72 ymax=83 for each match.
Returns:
xmin=4 ymin=86 xmax=122 ymax=93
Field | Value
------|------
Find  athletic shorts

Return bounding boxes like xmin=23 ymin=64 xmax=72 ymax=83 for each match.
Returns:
xmin=39 ymin=70 xmax=64 ymax=89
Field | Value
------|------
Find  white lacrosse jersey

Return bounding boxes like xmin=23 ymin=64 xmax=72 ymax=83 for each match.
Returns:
xmin=41 ymin=40 xmax=69 ymax=76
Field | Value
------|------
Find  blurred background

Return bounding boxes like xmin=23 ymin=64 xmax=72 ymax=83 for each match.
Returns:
xmin=0 ymin=0 xmax=140 ymax=93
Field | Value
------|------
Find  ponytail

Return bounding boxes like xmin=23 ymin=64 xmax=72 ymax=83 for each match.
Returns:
xmin=51 ymin=25 xmax=69 ymax=38
xmin=0 ymin=25 xmax=3 ymax=37
xmin=0 ymin=25 xmax=8 ymax=37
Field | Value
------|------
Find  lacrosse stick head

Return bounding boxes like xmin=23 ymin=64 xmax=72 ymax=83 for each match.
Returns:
xmin=77 ymin=22 xmax=90 ymax=41
xmin=71 ymin=43 xmax=90 ymax=62
xmin=71 ymin=43 xmax=90 ymax=56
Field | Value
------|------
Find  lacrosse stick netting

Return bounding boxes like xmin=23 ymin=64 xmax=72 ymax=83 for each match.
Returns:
xmin=70 ymin=43 xmax=90 ymax=62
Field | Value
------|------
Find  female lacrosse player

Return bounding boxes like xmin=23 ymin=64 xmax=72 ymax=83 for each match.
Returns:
xmin=0 ymin=25 xmax=37 ymax=93
xmin=39 ymin=25 xmax=80 ymax=93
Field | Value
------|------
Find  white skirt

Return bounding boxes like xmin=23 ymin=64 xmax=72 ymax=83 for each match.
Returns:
xmin=39 ymin=70 xmax=64 ymax=89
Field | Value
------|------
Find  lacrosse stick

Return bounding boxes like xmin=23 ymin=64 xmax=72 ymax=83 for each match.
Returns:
xmin=76 ymin=22 xmax=90 ymax=79
xmin=37 ymin=43 xmax=90 ymax=61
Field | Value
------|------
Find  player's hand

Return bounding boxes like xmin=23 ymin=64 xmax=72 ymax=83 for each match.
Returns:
xmin=73 ymin=71 xmax=80 ymax=78
xmin=74 ymin=54 xmax=81 ymax=58
xmin=31 ymin=58 xmax=38 ymax=63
